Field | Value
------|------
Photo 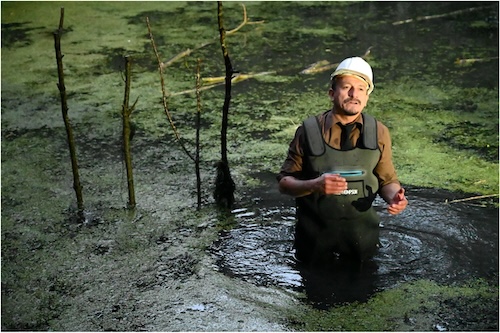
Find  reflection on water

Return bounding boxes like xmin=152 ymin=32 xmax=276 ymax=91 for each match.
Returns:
xmin=210 ymin=184 xmax=498 ymax=308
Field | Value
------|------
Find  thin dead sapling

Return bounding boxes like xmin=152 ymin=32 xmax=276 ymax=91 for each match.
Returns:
xmin=121 ymin=55 xmax=139 ymax=209
xmin=213 ymin=1 xmax=236 ymax=209
xmin=53 ymin=7 xmax=84 ymax=216
xmin=195 ymin=58 xmax=203 ymax=210
xmin=146 ymin=17 xmax=203 ymax=209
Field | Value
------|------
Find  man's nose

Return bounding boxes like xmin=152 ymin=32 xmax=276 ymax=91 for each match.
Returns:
xmin=349 ymin=87 xmax=358 ymax=97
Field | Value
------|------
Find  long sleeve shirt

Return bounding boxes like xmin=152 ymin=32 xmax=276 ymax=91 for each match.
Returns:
xmin=277 ymin=110 xmax=400 ymax=189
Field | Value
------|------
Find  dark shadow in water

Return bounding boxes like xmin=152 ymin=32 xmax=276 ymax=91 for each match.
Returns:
xmin=210 ymin=172 xmax=499 ymax=310
xmin=295 ymin=256 xmax=380 ymax=309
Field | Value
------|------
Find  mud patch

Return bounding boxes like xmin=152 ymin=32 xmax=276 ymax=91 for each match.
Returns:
xmin=156 ymin=253 xmax=198 ymax=282
xmin=88 ymin=46 xmax=157 ymax=74
xmin=1 ymin=126 xmax=62 ymax=142
xmin=1 ymin=22 xmax=36 ymax=48
xmin=435 ymin=295 xmax=499 ymax=331
xmin=435 ymin=120 xmax=499 ymax=162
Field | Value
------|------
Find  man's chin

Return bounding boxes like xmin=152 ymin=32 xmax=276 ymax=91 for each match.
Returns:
xmin=342 ymin=103 xmax=363 ymax=114
xmin=343 ymin=108 xmax=362 ymax=116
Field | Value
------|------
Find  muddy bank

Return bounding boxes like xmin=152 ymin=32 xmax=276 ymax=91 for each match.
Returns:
xmin=0 ymin=126 xmax=296 ymax=331
xmin=2 ymin=126 xmax=498 ymax=331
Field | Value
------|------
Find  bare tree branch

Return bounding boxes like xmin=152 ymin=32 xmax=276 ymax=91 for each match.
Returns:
xmin=146 ymin=16 xmax=195 ymax=162
xmin=161 ymin=3 xmax=264 ymax=68
xmin=121 ymin=55 xmax=137 ymax=209
xmin=214 ymin=1 xmax=236 ymax=209
xmin=53 ymin=7 xmax=84 ymax=214
xmin=455 ymin=56 xmax=499 ymax=65
xmin=392 ymin=5 xmax=494 ymax=25
xmin=300 ymin=47 xmax=372 ymax=75
xmin=195 ymin=58 xmax=203 ymax=210
xmin=227 ymin=3 xmax=264 ymax=36
xmin=446 ymin=194 xmax=498 ymax=204
xmin=169 ymin=70 xmax=276 ymax=97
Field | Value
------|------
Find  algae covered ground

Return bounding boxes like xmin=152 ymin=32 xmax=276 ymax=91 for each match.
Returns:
xmin=1 ymin=1 xmax=498 ymax=331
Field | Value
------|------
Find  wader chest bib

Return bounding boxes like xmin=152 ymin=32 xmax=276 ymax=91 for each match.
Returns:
xmin=295 ymin=113 xmax=381 ymax=260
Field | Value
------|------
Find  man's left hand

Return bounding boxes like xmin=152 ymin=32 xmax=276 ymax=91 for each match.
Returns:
xmin=387 ymin=187 xmax=407 ymax=215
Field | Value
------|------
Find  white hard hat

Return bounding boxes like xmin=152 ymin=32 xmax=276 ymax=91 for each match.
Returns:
xmin=331 ymin=57 xmax=374 ymax=94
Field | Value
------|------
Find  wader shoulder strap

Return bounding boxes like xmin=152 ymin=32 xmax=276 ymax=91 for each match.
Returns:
xmin=362 ymin=113 xmax=378 ymax=150
xmin=303 ymin=116 xmax=325 ymax=156
xmin=304 ymin=113 xmax=378 ymax=154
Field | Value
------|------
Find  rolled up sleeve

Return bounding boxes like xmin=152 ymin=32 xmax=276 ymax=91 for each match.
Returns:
xmin=277 ymin=126 xmax=305 ymax=182
xmin=375 ymin=122 xmax=400 ymax=188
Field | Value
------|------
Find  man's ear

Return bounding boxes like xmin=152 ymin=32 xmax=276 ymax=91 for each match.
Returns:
xmin=328 ymin=88 xmax=334 ymax=100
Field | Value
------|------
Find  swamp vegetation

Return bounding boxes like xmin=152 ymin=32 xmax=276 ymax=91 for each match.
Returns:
xmin=1 ymin=1 xmax=498 ymax=331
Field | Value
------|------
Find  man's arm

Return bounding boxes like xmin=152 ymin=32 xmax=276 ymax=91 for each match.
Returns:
xmin=280 ymin=175 xmax=407 ymax=214
xmin=379 ymin=182 xmax=408 ymax=215
xmin=278 ymin=174 xmax=348 ymax=198
xmin=374 ymin=122 xmax=408 ymax=215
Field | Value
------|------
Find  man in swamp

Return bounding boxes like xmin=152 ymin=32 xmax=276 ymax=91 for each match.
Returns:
xmin=277 ymin=57 xmax=408 ymax=266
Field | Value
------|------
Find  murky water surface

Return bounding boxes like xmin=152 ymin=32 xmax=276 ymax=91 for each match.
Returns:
xmin=211 ymin=177 xmax=498 ymax=308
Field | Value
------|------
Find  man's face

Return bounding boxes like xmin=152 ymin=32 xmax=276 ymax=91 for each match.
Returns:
xmin=329 ymin=75 xmax=370 ymax=116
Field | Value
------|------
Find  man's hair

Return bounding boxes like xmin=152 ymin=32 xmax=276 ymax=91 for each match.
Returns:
xmin=330 ymin=76 xmax=338 ymax=90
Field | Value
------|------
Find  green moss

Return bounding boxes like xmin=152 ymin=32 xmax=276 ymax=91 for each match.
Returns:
xmin=288 ymin=279 xmax=498 ymax=331
xmin=3 ymin=1 xmax=497 ymax=196
xmin=367 ymin=81 xmax=498 ymax=194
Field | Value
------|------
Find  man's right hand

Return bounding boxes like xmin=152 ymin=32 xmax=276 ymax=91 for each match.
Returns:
xmin=278 ymin=174 xmax=348 ymax=198
xmin=318 ymin=173 xmax=348 ymax=195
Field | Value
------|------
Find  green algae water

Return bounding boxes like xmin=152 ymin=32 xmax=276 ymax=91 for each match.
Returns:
xmin=2 ymin=1 xmax=498 ymax=193
xmin=2 ymin=1 xmax=498 ymax=331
